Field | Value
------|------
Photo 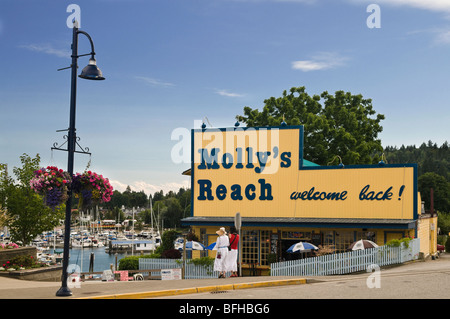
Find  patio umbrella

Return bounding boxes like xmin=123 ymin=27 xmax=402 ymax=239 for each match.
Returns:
xmin=287 ymin=242 xmax=318 ymax=253
xmin=177 ymin=241 xmax=206 ymax=251
xmin=205 ymin=242 xmax=217 ymax=250
xmin=347 ymin=239 xmax=378 ymax=251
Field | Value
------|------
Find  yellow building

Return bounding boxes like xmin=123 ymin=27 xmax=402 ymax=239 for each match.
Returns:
xmin=181 ymin=125 xmax=437 ymax=273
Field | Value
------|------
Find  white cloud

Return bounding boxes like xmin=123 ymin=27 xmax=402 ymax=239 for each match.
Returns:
xmin=135 ymin=76 xmax=175 ymax=87
xmin=407 ymin=27 xmax=450 ymax=45
xmin=110 ymin=179 xmax=189 ymax=195
xmin=215 ymin=89 xmax=245 ymax=97
xmin=19 ymin=44 xmax=70 ymax=58
xmin=433 ymin=28 xmax=450 ymax=44
xmin=292 ymin=52 xmax=348 ymax=72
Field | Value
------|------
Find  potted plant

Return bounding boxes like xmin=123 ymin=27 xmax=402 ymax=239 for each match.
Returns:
xmin=29 ymin=166 xmax=71 ymax=210
xmin=72 ymin=170 xmax=113 ymax=209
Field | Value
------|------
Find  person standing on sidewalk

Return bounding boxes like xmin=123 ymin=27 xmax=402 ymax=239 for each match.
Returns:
xmin=214 ymin=227 xmax=229 ymax=278
xmin=226 ymin=226 xmax=239 ymax=277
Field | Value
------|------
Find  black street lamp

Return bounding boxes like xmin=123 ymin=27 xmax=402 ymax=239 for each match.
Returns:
xmin=54 ymin=20 xmax=104 ymax=297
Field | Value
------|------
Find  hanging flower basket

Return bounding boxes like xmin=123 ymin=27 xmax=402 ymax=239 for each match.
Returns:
xmin=30 ymin=166 xmax=71 ymax=210
xmin=72 ymin=170 xmax=113 ymax=209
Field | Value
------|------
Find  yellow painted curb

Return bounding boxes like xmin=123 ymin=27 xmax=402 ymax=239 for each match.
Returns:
xmin=197 ymin=284 xmax=235 ymax=293
xmin=79 ymin=278 xmax=307 ymax=299
xmin=82 ymin=287 xmax=199 ymax=299
xmin=233 ymin=279 xmax=307 ymax=290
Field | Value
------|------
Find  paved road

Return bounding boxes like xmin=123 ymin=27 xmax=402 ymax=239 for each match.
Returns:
xmin=158 ymin=253 xmax=450 ymax=299
xmin=1 ymin=253 xmax=448 ymax=301
xmin=1 ymin=254 xmax=448 ymax=318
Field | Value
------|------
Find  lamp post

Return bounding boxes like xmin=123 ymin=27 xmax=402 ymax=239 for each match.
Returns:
xmin=55 ymin=20 xmax=105 ymax=297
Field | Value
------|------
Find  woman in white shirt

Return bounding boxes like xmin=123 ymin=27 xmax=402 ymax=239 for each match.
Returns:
xmin=213 ymin=227 xmax=230 ymax=278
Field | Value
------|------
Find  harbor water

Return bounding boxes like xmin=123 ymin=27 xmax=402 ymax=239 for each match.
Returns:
xmin=49 ymin=247 xmax=128 ymax=273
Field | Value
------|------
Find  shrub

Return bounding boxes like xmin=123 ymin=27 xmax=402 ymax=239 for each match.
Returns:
xmin=160 ymin=230 xmax=180 ymax=252
xmin=10 ymin=255 xmax=34 ymax=268
xmin=445 ymin=237 xmax=450 ymax=253
xmin=1 ymin=255 xmax=45 ymax=271
xmin=386 ymin=237 xmax=412 ymax=248
xmin=161 ymin=249 xmax=181 ymax=259
xmin=386 ymin=239 xmax=401 ymax=247
xmin=0 ymin=242 xmax=19 ymax=249
xmin=118 ymin=256 xmax=140 ymax=270
xmin=144 ymin=251 xmax=161 ymax=259
xmin=188 ymin=256 xmax=214 ymax=268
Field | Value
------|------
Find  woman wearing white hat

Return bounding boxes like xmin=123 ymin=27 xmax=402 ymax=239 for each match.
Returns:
xmin=213 ymin=227 xmax=230 ymax=278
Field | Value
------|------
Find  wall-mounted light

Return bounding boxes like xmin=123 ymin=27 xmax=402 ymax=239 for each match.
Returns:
xmin=378 ymin=153 xmax=387 ymax=166
xmin=327 ymin=155 xmax=344 ymax=168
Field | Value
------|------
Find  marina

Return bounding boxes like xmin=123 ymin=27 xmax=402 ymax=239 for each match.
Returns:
xmin=29 ymin=228 xmax=162 ymax=273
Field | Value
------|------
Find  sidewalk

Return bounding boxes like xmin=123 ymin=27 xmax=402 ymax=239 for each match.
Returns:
xmin=1 ymin=253 xmax=447 ymax=299
xmin=0 ymin=274 xmax=308 ymax=299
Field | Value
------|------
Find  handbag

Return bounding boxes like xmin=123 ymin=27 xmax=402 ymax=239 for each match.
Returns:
xmin=228 ymin=234 xmax=236 ymax=251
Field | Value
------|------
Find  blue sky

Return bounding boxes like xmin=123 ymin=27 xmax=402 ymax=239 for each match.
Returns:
xmin=1 ymin=0 xmax=449 ymax=196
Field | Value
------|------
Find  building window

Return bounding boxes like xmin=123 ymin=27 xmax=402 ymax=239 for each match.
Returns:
xmin=241 ymin=230 xmax=271 ymax=266
xmin=242 ymin=230 xmax=259 ymax=265
xmin=334 ymin=231 xmax=354 ymax=252
xmin=356 ymin=231 xmax=376 ymax=243
xmin=323 ymin=231 xmax=334 ymax=249
xmin=281 ymin=231 xmax=311 ymax=240
xmin=260 ymin=230 xmax=270 ymax=266
xmin=200 ymin=228 xmax=207 ymax=257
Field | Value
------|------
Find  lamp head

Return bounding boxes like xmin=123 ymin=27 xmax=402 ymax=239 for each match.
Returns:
xmin=79 ymin=57 xmax=105 ymax=80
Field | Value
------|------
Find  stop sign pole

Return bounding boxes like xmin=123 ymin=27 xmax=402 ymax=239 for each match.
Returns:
xmin=235 ymin=212 xmax=242 ymax=277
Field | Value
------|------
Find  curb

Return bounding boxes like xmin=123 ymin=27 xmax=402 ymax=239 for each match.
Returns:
xmin=78 ymin=278 xmax=307 ymax=299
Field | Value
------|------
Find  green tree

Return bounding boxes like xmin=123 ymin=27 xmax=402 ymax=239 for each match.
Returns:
xmin=139 ymin=209 xmax=152 ymax=225
xmin=418 ymin=173 xmax=450 ymax=213
xmin=178 ymin=188 xmax=191 ymax=218
xmin=153 ymin=200 xmax=166 ymax=226
xmin=153 ymin=190 xmax=164 ymax=202
xmin=445 ymin=236 xmax=450 ymax=254
xmin=438 ymin=211 xmax=450 ymax=237
xmin=236 ymin=86 xmax=385 ymax=165
xmin=0 ymin=154 xmax=64 ymax=245
xmin=163 ymin=197 xmax=183 ymax=228
xmin=160 ymin=229 xmax=180 ymax=252
xmin=384 ymin=141 xmax=449 ymax=181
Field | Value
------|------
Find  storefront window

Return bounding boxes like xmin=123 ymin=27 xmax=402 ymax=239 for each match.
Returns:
xmin=356 ymin=231 xmax=376 ymax=243
xmin=323 ymin=231 xmax=334 ymax=246
xmin=260 ymin=230 xmax=270 ymax=266
xmin=242 ymin=230 xmax=271 ymax=266
xmin=200 ymin=228 xmax=207 ymax=257
xmin=242 ymin=230 xmax=259 ymax=265
xmin=281 ymin=231 xmax=311 ymax=240
xmin=334 ymin=231 xmax=354 ymax=252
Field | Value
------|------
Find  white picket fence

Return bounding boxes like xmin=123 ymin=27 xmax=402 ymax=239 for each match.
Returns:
xmin=270 ymin=239 xmax=420 ymax=277
xmin=139 ymin=258 xmax=230 ymax=279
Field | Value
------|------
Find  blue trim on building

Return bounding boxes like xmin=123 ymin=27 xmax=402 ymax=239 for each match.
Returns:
xmin=181 ymin=220 xmax=416 ymax=230
xmin=190 ymin=128 xmax=194 ymax=218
